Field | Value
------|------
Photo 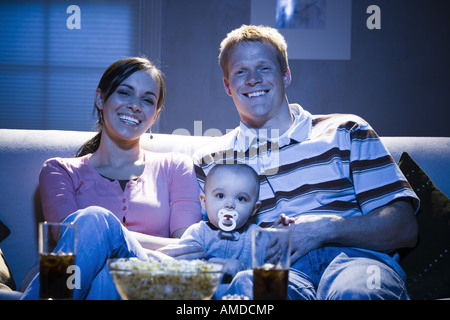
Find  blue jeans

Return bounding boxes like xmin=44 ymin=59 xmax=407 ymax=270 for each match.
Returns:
xmin=21 ymin=206 xmax=147 ymax=300
xmin=222 ymin=247 xmax=409 ymax=300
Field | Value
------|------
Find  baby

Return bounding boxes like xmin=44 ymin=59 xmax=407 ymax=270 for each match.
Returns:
xmin=179 ymin=163 xmax=261 ymax=279
xmin=180 ymin=163 xmax=295 ymax=282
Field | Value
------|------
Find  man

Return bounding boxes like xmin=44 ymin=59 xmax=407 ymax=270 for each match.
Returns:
xmin=194 ymin=25 xmax=419 ymax=299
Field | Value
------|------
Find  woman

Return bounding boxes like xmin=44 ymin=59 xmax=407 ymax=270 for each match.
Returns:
xmin=22 ymin=57 xmax=204 ymax=299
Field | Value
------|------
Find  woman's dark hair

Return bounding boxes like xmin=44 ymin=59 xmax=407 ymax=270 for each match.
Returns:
xmin=75 ymin=57 xmax=165 ymax=157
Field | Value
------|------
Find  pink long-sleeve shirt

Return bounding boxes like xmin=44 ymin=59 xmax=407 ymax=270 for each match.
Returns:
xmin=38 ymin=151 xmax=202 ymax=237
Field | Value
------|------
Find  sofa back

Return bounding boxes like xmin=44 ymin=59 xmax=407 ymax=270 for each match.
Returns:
xmin=1 ymin=129 xmax=449 ymax=288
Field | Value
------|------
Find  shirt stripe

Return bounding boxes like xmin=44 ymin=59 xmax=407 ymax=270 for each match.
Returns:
xmin=193 ymin=104 xmax=419 ymax=225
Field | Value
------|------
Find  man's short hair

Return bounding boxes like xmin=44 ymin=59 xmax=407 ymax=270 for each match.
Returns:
xmin=219 ymin=24 xmax=289 ymax=79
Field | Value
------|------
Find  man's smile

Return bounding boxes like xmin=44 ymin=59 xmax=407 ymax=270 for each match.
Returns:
xmin=243 ymin=90 xmax=269 ymax=98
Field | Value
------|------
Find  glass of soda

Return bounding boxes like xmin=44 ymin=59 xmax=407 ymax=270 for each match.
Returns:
xmin=252 ymin=228 xmax=290 ymax=300
xmin=39 ymin=222 xmax=77 ymax=300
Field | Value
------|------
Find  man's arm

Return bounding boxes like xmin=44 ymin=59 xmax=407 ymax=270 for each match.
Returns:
xmin=289 ymin=198 xmax=418 ymax=264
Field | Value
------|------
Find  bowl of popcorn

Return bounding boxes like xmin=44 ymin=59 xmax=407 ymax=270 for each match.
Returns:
xmin=107 ymin=258 xmax=224 ymax=300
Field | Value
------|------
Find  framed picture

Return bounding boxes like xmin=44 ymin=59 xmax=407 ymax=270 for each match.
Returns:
xmin=251 ymin=0 xmax=352 ymax=60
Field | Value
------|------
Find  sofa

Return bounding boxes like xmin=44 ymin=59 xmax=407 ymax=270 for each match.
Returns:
xmin=0 ymin=128 xmax=449 ymax=299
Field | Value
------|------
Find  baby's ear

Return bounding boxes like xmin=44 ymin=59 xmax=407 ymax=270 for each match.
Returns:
xmin=199 ymin=194 xmax=206 ymax=210
xmin=251 ymin=201 xmax=261 ymax=216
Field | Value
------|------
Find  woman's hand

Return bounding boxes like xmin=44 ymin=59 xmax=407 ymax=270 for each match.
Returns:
xmin=208 ymin=258 xmax=244 ymax=279
xmin=143 ymin=248 xmax=174 ymax=260
xmin=156 ymin=244 xmax=208 ymax=260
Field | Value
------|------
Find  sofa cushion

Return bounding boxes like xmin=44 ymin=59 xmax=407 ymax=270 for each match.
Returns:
xmin=398 ymin=152 xmax=450 ymax=300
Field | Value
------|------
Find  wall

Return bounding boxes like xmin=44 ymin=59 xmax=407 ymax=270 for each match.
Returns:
xmin=157 ymin=0 xmax=450 ymax=137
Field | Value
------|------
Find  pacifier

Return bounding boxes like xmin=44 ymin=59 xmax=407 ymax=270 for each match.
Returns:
xmin=218 ymin=209 xmax=239 ymax=232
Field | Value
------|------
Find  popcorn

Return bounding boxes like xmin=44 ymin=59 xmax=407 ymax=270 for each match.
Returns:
xmin=108 ymin=258 xmax=224 ymax=300
xmin=221 ymin=294 xmax=250 ymax=300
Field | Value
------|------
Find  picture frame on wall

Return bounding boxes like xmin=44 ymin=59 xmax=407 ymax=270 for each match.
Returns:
xmin=251 ymin=0 xmax=352 ymax=60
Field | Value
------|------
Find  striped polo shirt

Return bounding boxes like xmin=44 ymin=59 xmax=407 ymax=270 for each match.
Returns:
xmin=193 ymin=104 xmax=419 ymax=226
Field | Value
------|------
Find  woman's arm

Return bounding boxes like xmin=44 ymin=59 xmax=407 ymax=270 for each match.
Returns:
xmin=130 ymin=227 xmax=189 ymax=250
xmin=157 ymin=222 xmax=208 ymax=260
xmin=150 ymin=154 xmax=207 ymax=259
xmin=129 ymin=230 xmax=181 ymax=250
xmin=39 ymin=158 xmax=81 ymax=222
xmin=167 ymin=154 xmax=203 ymax=235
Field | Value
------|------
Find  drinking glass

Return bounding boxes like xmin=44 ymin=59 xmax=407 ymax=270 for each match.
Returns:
xmin=252 ymin=228 xmax=290 ymax=300
xmin=39 ymin=222 xmax=77 ymax=300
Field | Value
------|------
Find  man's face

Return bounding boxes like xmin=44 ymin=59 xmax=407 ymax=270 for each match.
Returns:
xmin=222 ymin=41 xmax=291 ymax=129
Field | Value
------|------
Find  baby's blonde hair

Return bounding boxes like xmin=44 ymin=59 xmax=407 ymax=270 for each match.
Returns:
xmin=205 ymin=163 xmax=260 ymax=198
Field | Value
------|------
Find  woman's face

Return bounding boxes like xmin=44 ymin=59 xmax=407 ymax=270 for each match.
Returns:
xmin=95 ymin=69 xmax=160 ymax=143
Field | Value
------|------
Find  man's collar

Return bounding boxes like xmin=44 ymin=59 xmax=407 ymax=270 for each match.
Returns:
xmin=235 ymin=104 xmax=312 ymax=152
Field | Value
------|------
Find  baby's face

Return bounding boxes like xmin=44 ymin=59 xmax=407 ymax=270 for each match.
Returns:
xmin=201 ymin=169 xmax=260 ymax=231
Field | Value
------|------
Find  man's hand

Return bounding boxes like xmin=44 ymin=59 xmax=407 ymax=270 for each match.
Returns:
xmin=273 ymin=213 xmax=297 ymax=227
xmin=288 ymin=214 xmax=342 ymax=265
xmin=286 ymin=199 xmax=418 ymax=265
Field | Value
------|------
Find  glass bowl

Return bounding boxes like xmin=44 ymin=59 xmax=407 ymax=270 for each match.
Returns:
xmin=107 ymin=258 xmax=224 ymax=300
